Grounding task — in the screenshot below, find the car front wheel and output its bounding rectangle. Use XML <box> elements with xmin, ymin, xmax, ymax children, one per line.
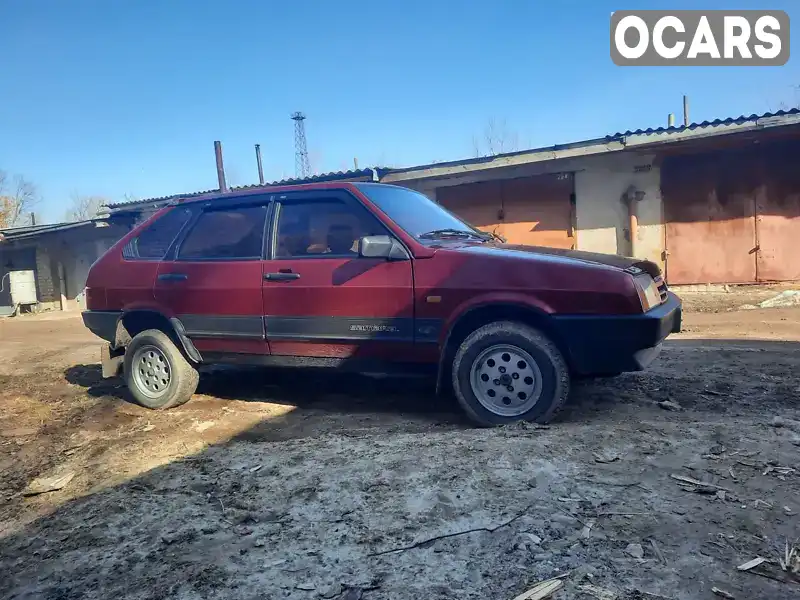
<box><xmin>452</xmin><ymin>321</ymin><xmax>569</xmax><ymax>426</ymax></box>
<box><xmin>124</xmin><ymin>329</ymin><xmax>199</xmax><ymax>410</ymax></box>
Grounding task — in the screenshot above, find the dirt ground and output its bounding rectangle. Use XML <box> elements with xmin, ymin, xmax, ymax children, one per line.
<box><xmin>1</xmin><ymin>293</ymin><xmax>799</xmax><ymax>600</ymax></box>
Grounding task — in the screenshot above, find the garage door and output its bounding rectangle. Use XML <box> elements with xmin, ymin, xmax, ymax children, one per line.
<box><xmin>662</xmin><ymin>151</ymin><xmax>759</xmax><ymax>284</ymax></box>
<box><xmin>437</xmin><ymin>180</ymin><xmax>503</xmax><ymax>237</ymax></box>
<box><xmin>663</xmin><ymin>139</ymin><xmax>800</xmax><ymax>285</ymax></box>
<box><xmin>756</xmin><ymin>140</ymin><xmax>800</xmax><ymax>282</ymax></box>
<box><xmin>437</xmin><ymin>174</ymin><xmax>575</xmax><ymax>248</ymax></box>
<box><xmin>501</xmin><ymin>174</ymin><xmax>574</xmax><ymax>248</ymax></box>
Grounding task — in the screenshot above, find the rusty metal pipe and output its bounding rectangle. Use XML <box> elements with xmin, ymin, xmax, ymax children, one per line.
<box><xmin>683</xmin><ymin>95</ymin><xmax>690</xmax><ymax>127</ymax></box>
<box><xmin>214</xmin><ymin>140</ymin><xmax>228</xmax><ymax>193</ymax></box>
<box><xmin>255</xmin><ymin>144</ymin><xmax>265</xmax><ymax>185</ymax></box>
<box><xmin>624</xmin><ymin>186</ymin><xmax>641</xmax><ymax>257</ymax></box>
<box><xmin>628</xmin><ymin>201</ymin><xmax>638</xmax><ymax>257</ymax></box>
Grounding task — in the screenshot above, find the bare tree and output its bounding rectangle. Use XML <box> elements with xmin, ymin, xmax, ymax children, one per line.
<box><xmin>0</xmin><ymin>170</ymin><xmax>38</xmax><ymax>228</ymax></box>
<box><xmin>65</xmin><ymin>193</ymin><xmax>106</xmax><ymax>222</ymax></box>
<box><xmin>472</xmin><ymin>118</ymin><xmax>521</xmax><ymax>158</ymax></box>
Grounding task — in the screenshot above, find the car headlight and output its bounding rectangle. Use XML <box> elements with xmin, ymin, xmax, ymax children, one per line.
<box><xmin>634</xmin><ymin>274</ymin><xmax>662</xmax><ymax>311</ymax></box>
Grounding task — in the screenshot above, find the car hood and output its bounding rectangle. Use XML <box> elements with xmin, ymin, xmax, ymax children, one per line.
<box><xmin>444</xmin><ymin>242</ymin><xmax>662</xmax><ymax>277</ymax></box>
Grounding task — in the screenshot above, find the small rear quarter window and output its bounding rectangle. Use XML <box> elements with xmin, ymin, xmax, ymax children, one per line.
<box><xmin>123</xmin><ymin>207</ymin><xmax>193</xmax><ymax>260</ymax></box>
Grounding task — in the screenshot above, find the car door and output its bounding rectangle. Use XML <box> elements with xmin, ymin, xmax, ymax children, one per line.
<box><xmin>261</xmin><ymin>189</ymin><xmax>416</xmax><ymax>362</ymax></box>
<box><xmin>154</xmin><ymin>198</ymin><xmax>270</xmax><ymax>357</ymax></box>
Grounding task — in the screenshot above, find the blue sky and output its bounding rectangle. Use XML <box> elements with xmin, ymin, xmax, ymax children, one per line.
<box><xmin>1</xmin><ymin>0</ymin><xmax>798</xmax><ymax>223</ymax></box>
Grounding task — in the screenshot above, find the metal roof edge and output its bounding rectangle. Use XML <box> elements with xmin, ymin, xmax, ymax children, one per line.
<box><xmin>0</xmin><ymin>219</ymin><xmax>106</xmax><ymax>243</ymax></box>
<box><xmin>623</xmin><ymin>111</ymin><xmax>800</xmax><ymax>147</ymax></box>
<box><xmin>382</xmin><ymin>109</ymin><xmax>800</xmax><ymax>183</ymax></box>
<box><xmin>382</xmin><ymin>138</ymin><xmax>625</xmax><ymax>183</ymax></box>
<box><xmin>106</xmin><ymin>167</ymin><xmax>391</xmax><ymax>211</ymax></box>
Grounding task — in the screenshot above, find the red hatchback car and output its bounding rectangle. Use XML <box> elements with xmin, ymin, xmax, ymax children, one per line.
<box><xmin>82</xmin><ymin>182</ymin><xmax>681</xmax><ymax>426</ymax></box>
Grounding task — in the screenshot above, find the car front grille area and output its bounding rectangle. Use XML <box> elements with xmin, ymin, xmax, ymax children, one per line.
<box><xmin>655</xmin><ymin>276</ymin><xmax>668</xmax><ymax>303</ymax></box>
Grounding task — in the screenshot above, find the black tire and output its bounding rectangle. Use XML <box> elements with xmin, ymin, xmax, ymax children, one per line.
<box><xmin>124</xmin><ymin>329</ymin><xmax>199</xmax><ymax>410</ymax></box>
<box><xmin>451</xmin><ymin>321</ymin><xmax>569</xmax><ymax>427</ymax></box>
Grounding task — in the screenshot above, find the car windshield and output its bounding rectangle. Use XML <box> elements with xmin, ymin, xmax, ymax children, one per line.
<box><xmin>354</xmin><ymin>182</ymin><xmax>491</xmax><ymax>241</ymax></box>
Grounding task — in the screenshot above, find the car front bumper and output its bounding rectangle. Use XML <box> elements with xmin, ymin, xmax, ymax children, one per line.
<box><xmin>553</xmin><ymin>292</ymin><xmax>682</xmax><ymax>375</ymax></box>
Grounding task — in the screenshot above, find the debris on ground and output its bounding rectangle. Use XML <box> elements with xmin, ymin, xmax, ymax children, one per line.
<box><xmin>22</xmin><ymin>471</ymin><xmax>75</xmax><ymax>496</ymax></box>
<box><xmin>593</xmin><ymin>450</ymin><xmax>621</xmax><ymax>463</ymax></box>
<box><xmin>758</xmin><ymin>290</ymin><xmax>800</xmax><ymax>309</ymax></box>
<box><xmin>511</xmin><ymin>577</ymin><xmax>563</xmax><ymax>600</ymax></box>
<box><xmin>581</xmin><ymin>518</ymin><xmax>596</xmax><ymax>540</ymax></box>
<box><xmin>657</xmin><ymin>400</ymin><xmax>682</xmax><ymax>411</ymax></box>
<box><xmin>0</xmin><ymin>427</ymin><xmax>38</xmax><ymax>438</ymax></box>
<box><xmin>779</xmin><ymin>541</ymin><xmax>799</xmax><ymax>574</ymax></box>
<box><xmin>711</xmin><ymin>588</ymin><xmax>735</xmax><ymax>599</ymax></box>
<box><xmin>516</xmin><ymin>532</ymin><xmax>543</xmax><ymax>549</ymax></box>
<box><xmin>577</xmin><ymin>583</ymin><xmax>617</xmax><ymax>599</ymax></box>
<box><xmin>770</xmin><ymin>416</ymin><xmax>800</xmax><ymax>432</ymax></box>
<box><xmin>649</xmin><ymin>539</ymin><xmax>666</xmax><ymax>564</ymax></box>
<box><xmin>624</xmin><ymin>543</ymin><xmax>645</xmax><ymax>559</ymax></box>
<box><xmin>737</xmin><ymin>557</ymin><xmax>766</xmax><ymax>571</ymax></box>
<box><xmin>670</xmin><ymin>474</ymin><xmax>729</xmax><ymax>493</ymax></box>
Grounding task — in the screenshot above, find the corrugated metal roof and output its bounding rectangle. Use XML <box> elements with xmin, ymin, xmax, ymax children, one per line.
<box><xmin>384</xmin><ymin>108</ymin><xmax>800</xmax><ymax>181</ymax></box>
<box><xmin>0</xmin><ymin>219</ymin><xmax>101</xmax><ymax>243</ymax></box>
<box><xmin>105</xmin><ymin>168</ymin><xmax>388</xmax><ymax>210</ymax></box>
<box><xmin>609</xmin><ymin>108</ymin><xmax>800</xmax><ymax>137</ymax></box>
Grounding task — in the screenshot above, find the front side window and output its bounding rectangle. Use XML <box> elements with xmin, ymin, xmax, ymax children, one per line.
<box><xmin>354</xmin><ymin>182</ymin><xmax>490</xmax><ymax>241</ymax></box>
<box><xmin>274</xmin><ymin>198</ymin><xmax>386</xmax><ymax>259</ymax></box>
<box><xmin>123</xmin><ymin>206</ymin><xmax>193</xmax><ymax>260</ymax></box>
<box><xmin>178</xmin><ymin>205</ymin><xmax>267</xmax><ymax>260</ymax></box>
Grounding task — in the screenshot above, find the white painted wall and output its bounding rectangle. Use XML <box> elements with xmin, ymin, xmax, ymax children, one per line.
<box><xmin>574</xmin><ymin>152</ymin><xmax>664</xmax><ymax>270</ymax></box>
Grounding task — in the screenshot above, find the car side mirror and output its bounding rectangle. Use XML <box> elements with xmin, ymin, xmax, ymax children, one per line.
<box><xmin>358</xmin><ymin>235</ymin><xmax>409</xmax><ymax>260</ymax></box>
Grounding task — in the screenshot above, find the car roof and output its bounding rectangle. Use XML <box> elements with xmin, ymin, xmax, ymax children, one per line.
<box><xmin>170</xmin><ymin>181</ymin><xmax>363</xmax><ymax>206</ymax></box>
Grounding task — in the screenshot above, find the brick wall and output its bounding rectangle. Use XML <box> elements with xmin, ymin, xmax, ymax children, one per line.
<box><xmin>35</xmin><ymin>246</ymin><xmax>57</xmax><ymax>304</ymax></box>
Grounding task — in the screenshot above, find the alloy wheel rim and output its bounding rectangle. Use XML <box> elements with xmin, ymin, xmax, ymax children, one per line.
<box><xmin>469</xmin><ymin>344</ymin><xmax>542</xmax><ymax>417</ymax></box>
<box><xmin>131</xmin><ymin>345</ymin><xmax>172</xmax><ymax>399</ymax></box>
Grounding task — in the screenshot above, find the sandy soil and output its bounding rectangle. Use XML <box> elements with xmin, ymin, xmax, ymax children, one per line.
<box><xmin>0</xmin><ymin>296</ymin><xmax>799</xmax><ymax>600</ymax></box>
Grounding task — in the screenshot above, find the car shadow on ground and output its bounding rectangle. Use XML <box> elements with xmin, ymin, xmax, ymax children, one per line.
<box><xmin>62</xmin><ymin>337</ymin><xmax>800</xmax><ymax>436</ymax></box>
<box><xmin>62</xmin><ymin>362</ymin><xmax>641</xmax><ymax>441</ymax></box>
<box><xmin>64</xmin><ymin>363</ymin><xmax>467</xmax><ymax>426</ymax></box>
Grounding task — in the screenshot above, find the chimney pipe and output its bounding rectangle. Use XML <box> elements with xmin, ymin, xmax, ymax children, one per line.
<box><xmin>255</xmin><ymin>144</ymin><xmax>265</xmax><ymax>185</ymax></box>
<box><xmin>683</xmin><ymin>95</ymin><xmax>690</xmax><ymax>127</ymax></box>
<box><xmin>668</xmin><ymin>113</ymin><xmax>675</xmax><ymax>128</ymax></box>
<box><xmin>214</xmin><ymin>140</ymin><xmax>228</xmax><ymax>193</ymax></box>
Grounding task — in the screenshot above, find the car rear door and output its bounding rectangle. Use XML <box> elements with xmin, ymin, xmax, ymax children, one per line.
<box><xmin>154</xmin><ymin>197</ymin><xmax>270</xmax><ymax>357</ymax></box>
<box><xmin>260</xmin><ymin>189</ymin><xmax>416</xmax><ymax>362</ymax></box>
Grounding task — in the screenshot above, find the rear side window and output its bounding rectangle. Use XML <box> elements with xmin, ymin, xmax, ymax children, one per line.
<box><xmin>123</xmin><ymin>207</ymin><xmax>193</xmax><ymax>260</ymax></box>
<box><xmin>178</xmin><ymin>205</ymin><xmax>267</xmax><ymax>260</ymax></box>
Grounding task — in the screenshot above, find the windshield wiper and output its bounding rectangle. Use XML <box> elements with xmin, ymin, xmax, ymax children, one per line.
<box><xmin>418</xmin><ymin>228</ymin><xmax>487</xmax><ymax>240</ymax></box>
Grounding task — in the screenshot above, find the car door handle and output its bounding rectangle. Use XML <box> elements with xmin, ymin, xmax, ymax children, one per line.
<box><xmin>158</xmin><ymin>273</ymin><xmax>188</xmax><ymax>281</ymax></box>
<box><xmin>264</xmin><ymin>272</ymin><xmax>300</xmax><ymax>281</ymax></box>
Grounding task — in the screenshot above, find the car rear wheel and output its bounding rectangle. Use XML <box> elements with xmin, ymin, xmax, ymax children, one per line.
<box><xmin>452</xmin><ymin>321</ymin><xmax>569</xmax><ymax>426</ymax></box>
<box><xmin>124</xmin><ymin>329</ymin><xmax>199</xmax><ymax>410</ymax></box>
